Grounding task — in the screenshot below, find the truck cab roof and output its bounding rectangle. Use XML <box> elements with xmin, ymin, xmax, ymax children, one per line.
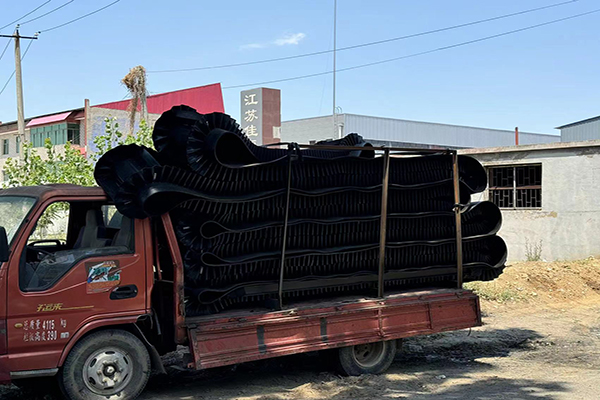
<box><xmin>0</xmin><ymin>184</ymin><xmax>107</xmax><ymax>202</ymax></box>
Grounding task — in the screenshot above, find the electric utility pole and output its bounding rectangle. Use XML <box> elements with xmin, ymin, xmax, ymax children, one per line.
<box><xmin>1</xmin><ymin>27</ymin><xmax>39</xmax><ymax>148</ymax></box>
<box><xmin>333</xmin><ymin>0</ymin><xmax>338</xmax><ymax>138</ymax></box>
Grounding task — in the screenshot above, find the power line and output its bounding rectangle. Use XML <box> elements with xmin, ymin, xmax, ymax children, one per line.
<box><xmin>40</xmin><ymin>0</ymin><xmax>120</xmax><ymax>33</ymax></box>
<box><xmin>0</xmin><ymin>39</ymin><xmax>11</xmax><ymax>63</ymax></box>
<box><xmin>0</xmin><ymin>1</ymin><xmax>51</xmax><ymax>31</ymax></box>
<box><xmin>0</xmin><ymin>40</ymin><xmax>35</xmax><ymax>96</ymax></box>
<box><xmin>222</xmin><ymin>7</ymin><xmax>600</xmax><ymax>90</ymax></box>
<box><xmin>20</xmin><ymin>1</ymin><xmax>76</xmax><ymax>26</ymax></box>
<box><xmin>149</xmin><ymin>0</ymin><xmax>579</xmax><ymax>74</ymax></box>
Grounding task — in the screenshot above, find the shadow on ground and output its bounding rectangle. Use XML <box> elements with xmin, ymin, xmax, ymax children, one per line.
<box><xmin>138</xmin><ymin>327</ymin><xmax>562</xmax><ymax>400</ymax></box>
<box><xmin>0</xmin><ymin>327</ymin><xmax>568</xmax><ymax>400</ymax></box>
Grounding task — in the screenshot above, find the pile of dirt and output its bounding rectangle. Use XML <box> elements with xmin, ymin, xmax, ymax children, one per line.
<box><xmin>254</xmin><ymin>375</ymin><xmax>398</xmax><ymax>400</ymax></box>
<box><xmin>464</xmin><ymin>257</ymin><xmax>600</xmax><ymax>305</ymax></box>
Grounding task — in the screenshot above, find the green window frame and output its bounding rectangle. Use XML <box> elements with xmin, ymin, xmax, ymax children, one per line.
<box><xmin>67</xmin><ymin>123</ymin><xmax>80</xmax><ymax>145</ymax></box>
<box><xmin>2</xmin><ymin>139</ymin><xmax>8</xmax><ymax>155</ymax></box>
<box><xmin>30</xmin><ymin>123</ymin><xmax>68</xmax><ymax>147</ymax></box>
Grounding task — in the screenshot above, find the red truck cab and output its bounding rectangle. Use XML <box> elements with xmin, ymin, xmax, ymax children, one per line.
<box><xmin>0</xmin><ymin>185</ymin><xmax>155</xmax><ymax>383</ymax></box>
<box><xmin>0</xmin><ymin>184</ymin><xmax>482</xmax><ymax>400</ymax></box>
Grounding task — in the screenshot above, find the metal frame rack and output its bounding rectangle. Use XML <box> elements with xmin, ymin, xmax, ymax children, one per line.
<box><xmin>269</xmin><ymin>143</ymin><xmax>464</xmax><ymax>309</ymax></box>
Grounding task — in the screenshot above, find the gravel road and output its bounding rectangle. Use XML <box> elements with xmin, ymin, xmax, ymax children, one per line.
<box><xmin>3</xmin><ymin>259</ymin><xmax>600</xmax><ymax>399</ymax></box>
<box><xmin>137</xmin><ymin>301</ymin><xmax>600</xmax><ymax>400</ymax></box>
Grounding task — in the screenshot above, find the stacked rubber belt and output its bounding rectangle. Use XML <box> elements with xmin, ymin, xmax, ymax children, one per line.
<box><xmin>95</xmin><ymin>105</ymin><xmax>507</xmax><ymax>315</ymax></box>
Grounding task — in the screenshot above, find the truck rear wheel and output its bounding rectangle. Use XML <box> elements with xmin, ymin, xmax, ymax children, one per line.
<box><xmin>338</xmin><ymin>339</ymin><xmax>397</xmax><ymax>376</ymax></box>
<box><xmin>60</xmin><ymin>329</ymin><xmax>150</xmax><ymax>400</ymax></box>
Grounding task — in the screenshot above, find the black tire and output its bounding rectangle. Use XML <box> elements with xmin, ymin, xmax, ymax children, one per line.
<box><xmin>338</xmin><ymin>339</ymin><xmax>397</xmax><ymax>376</ymax></box>
<box><xmin>59</xmin><ymin>329</ymin><xmax>151</xmax><ymax>400</ymax></box>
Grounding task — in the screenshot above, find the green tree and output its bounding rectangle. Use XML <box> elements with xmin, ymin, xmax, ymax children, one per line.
<box><xmin>2</xmin><ymin>118</ymin><xmax>154</xmax><ymax>231</ymax></box>
<box><xmin>3</xmin><ymin>139</ymin><xmax>95</xmax><ymax>187</ymax></box>
<box><xmin>3</xmin><ymin>140</ymin><xmax>95</xmax><ymax>232</ymax></box>
<box><xmin>3</xmin><ymin>116</ymin><xmax>154</xmax><ymax>188</ymax></box>
<box><xmin>91</xmin><ymin>117</ymin><xmax>153</xmax><ymax>162</ymax></box>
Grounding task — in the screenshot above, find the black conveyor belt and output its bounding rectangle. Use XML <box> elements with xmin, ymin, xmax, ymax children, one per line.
<box><xmin>94</xmin><ymin>105</ymin><xmax>506</xmax><ymax>315</ymax></box>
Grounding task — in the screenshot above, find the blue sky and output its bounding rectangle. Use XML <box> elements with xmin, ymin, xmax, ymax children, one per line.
<box><xmin>0</xmin><ymin>0</ymin><xmax>598</xmax><ymax>134</ymax></box>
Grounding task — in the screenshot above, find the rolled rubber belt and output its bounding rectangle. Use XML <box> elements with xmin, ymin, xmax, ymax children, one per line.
<box><xmin>94</xmin><ymin>105</ymin><xmax>506</xmax><ymax>315</ymax></box>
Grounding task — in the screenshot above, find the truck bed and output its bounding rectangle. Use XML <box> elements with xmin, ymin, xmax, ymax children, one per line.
<box><xmin>185</xmin><ymin>288</ymin><xmax>481</xmax><ymax>370</ymax></box>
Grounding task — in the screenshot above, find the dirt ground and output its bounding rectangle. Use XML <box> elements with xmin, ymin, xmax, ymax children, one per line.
<box><xmin>3</xmin><ymin>259</ymin><xmax>600</xmax><ymax>399</ymax></box>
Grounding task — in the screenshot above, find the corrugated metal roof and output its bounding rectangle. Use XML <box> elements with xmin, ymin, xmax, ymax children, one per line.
<box><xmin>343</xmin><ymin>114</ymin><xmax>558</xmax><ymax>148</ymax></box>
<box><xmin>94</xmin><ymin>83</ymin><xmax>225</xmax><ymax>114</ymax></box>
<box><xmin>559</xmin><ymin>119</ymin><xmax>600</xmax><ymax>142</ymax></box>
<box><xmin>280</xmin><ymin>113</ymin><xmax>559</xmax><ymax>149</ymax></box>
<box><xmin>0</xmin><ymin>107</ymin><xmax>84</xmax><ymax>129</ymax></box>
<box><xmin>556</xmin><ymin>115</ymin><xmax>600</xmax><ymax>129</ymax></box>
<box><xmin>26</xmin><ymin>111</ymin><xmax>72</xmax><ymax>127</ymax></box>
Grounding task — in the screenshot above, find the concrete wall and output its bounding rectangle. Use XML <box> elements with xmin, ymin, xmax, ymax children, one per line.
<box><xmin>0</xmin><ymin>107</ymin><xmax>160</xmax><ymax>181</ymax></box>
<box><xmin>0</xmin><ymin>123</ymin><xmax>83</xmax><ymax>180</ymax></box>
<box><xmin>86</xmin><ymin>107</ymin><xmax>161</xmax><ymax>152</ymax></box>
<box><xmin>280</xmin><ymin>115</ymin><xmax>338</xmax><ymax>144</ymax></box>
<box><xmin>0</xmin><ymin>131</ymin><xmax>75</xmax><ymax>182</ymax></box>
<box><xmin>0</xmin><ymin>127</ymin><xmax>29</xmax><ymax>174</ymax></box>
<box><xmin>462</xmin><ymin>144</ymin><xmax>600</xmax><ymax>262</ymax></box>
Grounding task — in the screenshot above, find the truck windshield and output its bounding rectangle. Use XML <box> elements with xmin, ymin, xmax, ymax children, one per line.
<box><xmin>0</xmin><ymin>196</ymin><xmax>37</xmax><ymax>244</ymax></box>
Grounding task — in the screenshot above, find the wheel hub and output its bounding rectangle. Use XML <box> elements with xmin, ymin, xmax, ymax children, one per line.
<box><xmin>83</xmin><ymin>348</ymin><xmax>132</xmax><ymax>395</ymax></box>
<box><xmin>352</xmin><ymin>341</ymin><xmax>386</xmax><ymax>368</ymax></box>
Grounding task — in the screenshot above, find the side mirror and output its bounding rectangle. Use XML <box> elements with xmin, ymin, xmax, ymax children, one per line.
<box><xmin>0</xmin><ymin>227</ymin><xmax>9</xmax><ymax>262</ymax></box>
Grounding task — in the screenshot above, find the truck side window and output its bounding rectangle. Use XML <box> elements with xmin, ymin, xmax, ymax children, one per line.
<box><xmin>29</xmin><ymin>202</ymin><xmax>69</xmax><ymax>245</ymax></box>
<box><xmin>20</xmin><ymin>201</ymin><xmax>135</xmax><ymax>292</ymax></box>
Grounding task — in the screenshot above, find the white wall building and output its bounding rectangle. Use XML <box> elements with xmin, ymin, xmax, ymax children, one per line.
<box><xmin>460</xmin><ymin>141</ymin><xmax>600</xmax><ymax>262</ymax></box>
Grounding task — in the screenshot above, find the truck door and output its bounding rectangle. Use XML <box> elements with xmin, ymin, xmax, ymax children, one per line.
<box><xmin>5</xmin><ymin>198</ymin><xmax>149</xmax><ymax>371</ymax></box>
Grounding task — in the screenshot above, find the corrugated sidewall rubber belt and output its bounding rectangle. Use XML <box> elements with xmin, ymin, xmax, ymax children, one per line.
<box><xmin>94</xmin><ymin>105</ymin><xmax>506</xmax><ymax>315</ymax></box>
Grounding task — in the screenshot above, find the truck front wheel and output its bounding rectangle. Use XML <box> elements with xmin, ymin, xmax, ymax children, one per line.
<box><xmin>60</xmin><ymin>329</ymin><xmax>151</xmax><ymax>400</ymax></box>
<box><xmin>338</xmin><ymin>339</ymin><xmax>397</xmax><ymax>376</ymax></box>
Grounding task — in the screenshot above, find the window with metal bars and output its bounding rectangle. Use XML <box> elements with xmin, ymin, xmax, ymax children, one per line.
<box><xmin>488</xmin><ymin>164</ymin><xmax>542</xmax><ymax>208</ymax></box>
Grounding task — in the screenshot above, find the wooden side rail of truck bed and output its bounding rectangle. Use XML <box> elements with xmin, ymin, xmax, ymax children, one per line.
<box><xmin>186</xmin><ymin>288</ymin><xmax>481</xmax><ymax>370</ymax></box>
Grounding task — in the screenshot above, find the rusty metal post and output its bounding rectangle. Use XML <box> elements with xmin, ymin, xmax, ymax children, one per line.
<box><xmin>152</xmin><ymin>222</ymin><xmax>163</xmax><ymax>281</ymax></box>
<box><xmin>278</xmin><ymin>150</ymin><xmax>294</xmax><ymax>308</ymax></box>
<box><xmin>161</xmin><ymin>213</ymin><xmax>187</xmax><ymax>344</ymax></box>
<box><xmin>377</xmin><ymin>149</ymin><xmax>391</xmax><ymax>298</ymax></box>
<box><xmin>452</xmin><ymin>151</ymin><xmax>464</xmax><ymax>288</ymax></box>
